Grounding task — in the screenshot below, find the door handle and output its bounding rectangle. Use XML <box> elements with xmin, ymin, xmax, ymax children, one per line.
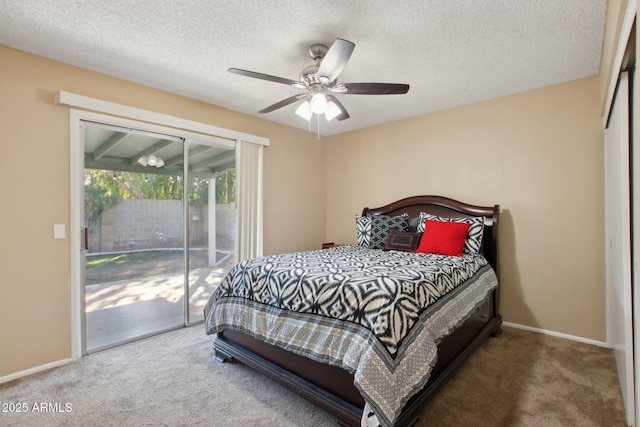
<box><xmin>81</xmin><ymin>227</ymin><xmax>89</xmax><ymax>251</ymax></box>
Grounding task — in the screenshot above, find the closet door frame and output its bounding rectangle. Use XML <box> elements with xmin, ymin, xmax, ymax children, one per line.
<box><xmin>606</xmin><ymin>71</ymin><xmax>635</xmax><ymax>427</ymax></box>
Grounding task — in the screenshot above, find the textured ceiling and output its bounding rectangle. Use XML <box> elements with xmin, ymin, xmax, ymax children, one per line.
<box><xmin>0</xmin><ymin>1</ymin><xmax>607</xmax><ymax>136</ymax></box>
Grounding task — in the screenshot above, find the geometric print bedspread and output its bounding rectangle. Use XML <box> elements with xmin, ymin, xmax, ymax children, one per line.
<box><xmin>206</xmin><ymin>245</ymin><xmax>491</xmax><ymax>357</ymax></box>
<box><xmin>204</xmin><ymin>245</ymin><xmax>498</xmax><ymax>426</ymax></box>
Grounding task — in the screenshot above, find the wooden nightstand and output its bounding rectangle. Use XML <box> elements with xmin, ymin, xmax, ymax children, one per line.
<box><xmin>321</xmin><ymin>242</ymin><xmax>342</xmax><ymax>249</ymax></box>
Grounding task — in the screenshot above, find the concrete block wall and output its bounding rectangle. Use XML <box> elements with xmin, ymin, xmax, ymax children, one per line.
<box><xmin>91</xmin><ymin>200</ymin><xmax>235</xmax><ymax>253</ymax></box>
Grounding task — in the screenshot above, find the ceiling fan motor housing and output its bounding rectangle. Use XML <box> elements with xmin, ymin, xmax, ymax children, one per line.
<box><xmin>300</xmin><ymin>64</ymin><xmax>321</xmax><ymax>84</ymax></box>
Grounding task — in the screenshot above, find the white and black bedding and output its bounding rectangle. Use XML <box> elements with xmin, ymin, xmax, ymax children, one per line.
<box><xmin>204</xmin><ymin>244</ymin><xmax>498</xmax><ymax>426</ymax></box>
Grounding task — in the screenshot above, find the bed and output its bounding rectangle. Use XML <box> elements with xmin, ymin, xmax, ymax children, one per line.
<box><xmin>204</xmin><ymin>195</ymin><xmax>502</xmax><ymax>426</ymax></box>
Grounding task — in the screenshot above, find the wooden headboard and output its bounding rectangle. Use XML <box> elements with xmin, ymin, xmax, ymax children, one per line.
<box><xmin>362</xmin><ymin>195</ymin><xmax>500</xmax><ymax>274</ymax></box>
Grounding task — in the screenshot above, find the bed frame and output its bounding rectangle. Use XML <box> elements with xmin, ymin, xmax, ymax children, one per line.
<box><xmin>213</xmin><ymin>195</ymin><xmax>502</xmax><ymax>426</ymax></box>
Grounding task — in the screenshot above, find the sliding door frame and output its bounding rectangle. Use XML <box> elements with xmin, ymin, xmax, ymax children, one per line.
<box><xmin>66</xmin><ymin>96</ymin><xmax>268</xmax><ymax>359</ymax></box>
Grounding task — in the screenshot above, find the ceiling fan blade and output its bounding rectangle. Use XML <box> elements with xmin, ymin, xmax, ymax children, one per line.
<box><xmin>342</xmin><ymin>83</ymin><xmax>410</xmax><ymax>95</ymax></box>
<box><xmin>317</xmin><ymin>39</ymin><xmax>355</xmax><ymax>83</ymax></box>
<box><xmin>258</xmin><ymin>94</ymin><xmax>306</xmax><ymax>113</ymax></box>
<box><xmin>228</xmin><ymin>68</ymin><xmax>300</xmax><ymax>86</ymax></box>
<box><xmin>326</xmin><ymin>95</ymin><xmax>350</xmax><ymax>121</ymax></box>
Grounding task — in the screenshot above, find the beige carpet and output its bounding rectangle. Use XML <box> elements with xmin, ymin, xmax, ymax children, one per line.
<box><xmin>0</xmin><ymin>326</ymin><xmax>626</xmax><ymax>426</ymax></box>
<box><xmin>416</xmin><ymin>328</ymin><xmax>626</xmax><ymax>427</ymax></box>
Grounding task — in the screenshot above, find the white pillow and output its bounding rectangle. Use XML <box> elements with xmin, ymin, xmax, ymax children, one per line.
<box><xmin>355</xmin><ymin>216</ymin><xmax>371</xmax><ymax>247</ymax></box>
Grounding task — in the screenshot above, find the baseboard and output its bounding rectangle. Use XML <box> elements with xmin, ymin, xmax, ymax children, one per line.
<box><xmin>0</xmin><ymin>358</ymin><xmax>74</xmax><ymax>385</ymax></box>
<box><xmin>502</xmin><ymin>322</ymin><xmax>609</xmax><ymax>348</ymax></box>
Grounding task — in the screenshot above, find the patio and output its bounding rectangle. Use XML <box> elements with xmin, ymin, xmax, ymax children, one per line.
<box><xmin>84</xmin><ymin>253</ymin><xmax>235</xmax><ymax>352</ymax></box>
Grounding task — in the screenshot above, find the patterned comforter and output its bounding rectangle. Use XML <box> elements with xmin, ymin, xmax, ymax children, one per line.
<box><xmin>204</xmin><ymin>245</ymin><xmax>498</xmax><ymax>426</ymax></box>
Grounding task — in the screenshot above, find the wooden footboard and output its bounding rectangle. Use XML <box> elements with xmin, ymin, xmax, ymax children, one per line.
<box><xmin>215</xmin><ymin>292</ymin><xmax>502</xmax><ymax>426</ymax></box>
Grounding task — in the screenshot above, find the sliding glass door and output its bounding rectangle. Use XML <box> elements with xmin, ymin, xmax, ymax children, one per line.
<box><xmin>186</xmin><ymin>140</ymin><xmax>237</xmax><ymax>322</ymax></box>
<box><xmin>81</xmin><ymin>122</ymin><xmax>235</xmax><ymax>353</ymax></box>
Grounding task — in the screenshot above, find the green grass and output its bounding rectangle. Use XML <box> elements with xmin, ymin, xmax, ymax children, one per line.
<box><xmin>85</xmin><ymin>250</ymin><xmax>224</xmax><ymax>285</ymax></box>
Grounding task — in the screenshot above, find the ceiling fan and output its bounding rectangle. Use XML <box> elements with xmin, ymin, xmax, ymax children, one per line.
<box><xmin>228</xmin><ymin>38</ymin><xmax>410</xmax><ymax>122</ymax></box>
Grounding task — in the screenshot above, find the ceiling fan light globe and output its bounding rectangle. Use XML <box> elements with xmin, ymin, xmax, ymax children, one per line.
<box><xmin>155</xmin><ymin>158</ymin><xmax>165</xmax><ymax>168</ymax></box>
<box><xmin>310</xmin><ymin>93</ymin><xmax>328</xmax><ymax>114</ymax></box>
<box><xmin>147</xmin><ymin>155</ymin><xmax>158</xmax><ymax>167</ymax></box>
<box><xmin>325</xmin><ymin>101</ymin><xmax>341</xmax><ymax>121</ymax></box>
<box><xmin>295</xmin><ymin>101</ymin><xmax>312</xmax><ymax>121</ymax></box>
<box><xmin>137</xmin><ymin>156</ymin><xmax>148</xmax><ymax>167</ymax></box>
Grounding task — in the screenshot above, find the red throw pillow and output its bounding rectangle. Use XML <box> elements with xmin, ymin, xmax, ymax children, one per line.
<box><xmin>416</xmin><ymin>219</ymin><xmax>470</xmax><ymax>257</ymax></box>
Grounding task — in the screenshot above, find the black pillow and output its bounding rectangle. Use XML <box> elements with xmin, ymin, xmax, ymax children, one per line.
<box><xmin>369</xmin><ymin>214</ymin><xmax>409</xmax><ymax>249</ymax></box>
<box><xmin>384</xmin><ymin>228</ymin><xmax>421</xmax><ymax>252</ymax></box>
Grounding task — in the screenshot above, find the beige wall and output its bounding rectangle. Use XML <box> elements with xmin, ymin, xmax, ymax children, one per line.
<box><xmin>0</xmin><ymin>45</ymin><xmax>325</xmax><ymax>377</ymax></box>
<box><xmin>325</xmin><ymin>76</ymin><xmax>605</xmax><ymax>341</ymax></box>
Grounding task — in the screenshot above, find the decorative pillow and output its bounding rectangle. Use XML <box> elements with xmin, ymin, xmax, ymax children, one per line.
<box><xmin>355</xmin><ymin>216</ymin><xmax>372</xmax><ymax>247</ymax></box>
<box><xmin>369</xmin><ymin>214</ymin><xmax>409</xmax><ymax>250</ymax></box>
<box><xmin>417</xmin><ymin>212</ymin><xmax>485</xmax><ymax>254</ymax></box>
<box><xmin>416</xmin><ymin>219</ymin><xmax>470</xmax><ymax>257</ymax></box>
<box><xmin>384</xmin><ymin>229</ymin><xmax>421</xmax><ymax>252</ymax></box>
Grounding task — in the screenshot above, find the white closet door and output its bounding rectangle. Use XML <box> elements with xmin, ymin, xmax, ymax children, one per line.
<box><xmin>605</xmin><ymin>71</ymin><xmax>634</xmax><ymax>426</ymax></box>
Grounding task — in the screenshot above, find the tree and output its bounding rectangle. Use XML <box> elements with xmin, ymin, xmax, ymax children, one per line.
<box><xmin>84</xmin><ymin>167</ymin><xmax>236</xmax><ymax>224</ymax></box>
<box><xmin>84</xmin><ymin>170</ymin><xmax>121</xmax><ymax>228</ymax></box>
<box><xmin>216</xmin><ymin>169</ymin><xmax>236</xmax><ymax>204</ymax></box>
